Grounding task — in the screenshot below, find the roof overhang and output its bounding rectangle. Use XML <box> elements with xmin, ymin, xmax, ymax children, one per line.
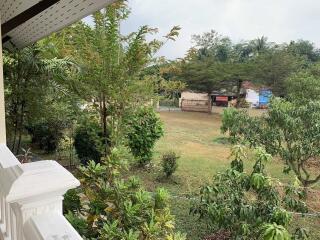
<box><xmin>1</xmin><ymin>0</ymin><xmax>115</xmax><ymax>49</ymax></box>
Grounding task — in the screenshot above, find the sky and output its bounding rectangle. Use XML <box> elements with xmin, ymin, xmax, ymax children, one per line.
<box><xmin>87</xmin><ymin>0</ymin><xmax>320</xmax><ymax>60</ymax></box>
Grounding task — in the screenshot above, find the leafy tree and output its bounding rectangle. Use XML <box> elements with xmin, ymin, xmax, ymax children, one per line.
<box><xmin>179</xmin><ymin>58</ymin><xmax>252</xmax><ymax>109</ymax></box>
<box><xmin>287</xmin><ymin>40</ymin><xmax>320</xmax><ymax>63</ymax></box>
<box><xmin>232</xmin><ymin>42</ymin><xmax>254</xmax><ymax>62</ymax></box>
<box><xmin>191</xmin><ymin>145</ymin><xmax>307</xmax><ymax>239</ymax></box>
<box><xmin>192</xmin><ymin>30</ymin><xmax>232</xmax><ymax>62</ymax></box>
<box><xmin>46</xmin><ymin>1</ymin><xmax>179</xmax><ymax>154</ymax></box>
<box><xmin>249</xmin><ymin>36</ymin><xmax>271</xmax><ymax>55</ymax></box>
<box><xmin>285</xmin><ymin>63</ymin><xmax>320</xmax><ymax>102</ymax></box>
<box><xmin>179</xmin><ymin>30</ymin><xmax>258</xmax><ymax>109</ymax></box>
<box><xmin>251</xmin><ymin>50</ymin><xmax>303</xmax><ymax>96</ymax></box>
<box><xmin>126</xmin><ymin>107</ymin><xmax>164</xmax><ymax>166</ymax></box>
<box><xmin>179</xmin><ymin>58</ymin><xmax>224</xmax><ymax>94</ymax></box>
<box><xmin>221</xmin><ymin>98</ymin><xmax>320</xmax><ymax>186</ymax></box>
<box><xmin>3</xmin><ymin>45</ymin><xmax>76</xmax><ymax>154</ymax></box>
<box><xmin>159</xmin><ymin>79</ymin><xmax>186</xmax><ymax>107</ymax></box>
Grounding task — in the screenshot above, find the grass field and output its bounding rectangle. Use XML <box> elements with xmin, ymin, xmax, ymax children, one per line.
<box><xmin>133</xmin><ymin>108</ymin><xmax>320</xmax><ymax>240</ymax></box>
<box><xmin>136</xmin><ymin>109</ymin><xmax>293</xmax><ymax>194</ymax></box>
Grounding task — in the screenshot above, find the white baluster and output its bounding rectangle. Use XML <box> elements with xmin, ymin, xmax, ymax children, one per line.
<box><xmin>0</xmin><ymin>144</ymin><xmax>82</xmax><ymax>239</ymax></box>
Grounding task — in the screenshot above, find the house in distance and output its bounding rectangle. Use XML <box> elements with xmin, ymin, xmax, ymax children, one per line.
<box><xmin>179</xmin><ymin>81</ymin><xmax>272</xmax><ymax>113</ymax></box>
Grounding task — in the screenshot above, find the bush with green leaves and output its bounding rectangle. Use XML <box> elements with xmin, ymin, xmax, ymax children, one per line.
<box><xmin>74</xmin><ymin>116</ymin><xmax>104</xmax><ymax>165</ymax></box>
<box><xmin>26</xmin><ymin>117</ymin><xmax>69</xmax><ymax>153</ymax></box>
<box><xmin>63</xmin><ymin>189</ymin><xmax>81</xmax><ymax>214</ymax></box>
<box><xmin>191</xmin><ymin>145</ymin><xmax>308</xmax><ymax>240</ymax></box>
<box><xmin>126</xmin><ymin>107</ymin><xmax>164</xmax><ymax>166</ymax></box>
<box><xmin>221</xmin><ymin>98</ymin><xmax>320</xmax><ymax>187</ymax></box>
<box><xmin>65</xmin><ymin>146</ymin><xmax>185</xmax><ymax>240</ymax></box>
<box><xmin>161</xmin><ymin>151</ymin><xmax>179</xmax><ymax>178</ymax></box>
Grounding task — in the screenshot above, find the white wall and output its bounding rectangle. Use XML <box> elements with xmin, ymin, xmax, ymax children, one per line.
<box><xmin>0</xmin><ymin>16</ymin><xmax>6</xmax><ymax>144</ymax></box>
<box><xmin>246</xmin><ymin>89</ymin><xmax>259</xmax><ymax>108</ymax></box>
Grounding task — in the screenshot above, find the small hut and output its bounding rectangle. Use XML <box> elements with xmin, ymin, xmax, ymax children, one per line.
<box><xmin>180</xmin><ymin>91</ymin><xmax>211</xmax><ymax>113</ymax></box>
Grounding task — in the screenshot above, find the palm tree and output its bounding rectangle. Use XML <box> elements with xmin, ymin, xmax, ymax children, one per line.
<box><xmin>250</xmin><ymin>36</ymin><xmax>269</xmax><ymax>55</ymax></box>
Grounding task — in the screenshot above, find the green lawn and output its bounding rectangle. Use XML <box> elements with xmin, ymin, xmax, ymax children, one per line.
<box><xmin>133</xmin><ymin>109</ymin><xmax>320</xmax><ymax>240</ymax></box>
<box><xmin>137</xmin><ymin>109</ymin><xmax>294</xmax><ymax>194</ymax></box>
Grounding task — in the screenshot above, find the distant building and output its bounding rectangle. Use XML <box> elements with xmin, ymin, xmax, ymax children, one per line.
<box><xmin>246</xmin><ymin>89</ymin><xmax>260</xmax><ymax>108</ymax></box>
<box><xmin>211</xmin><ymin>90</ymin><xmax>241</xmax><ymax>107</ymax></box>
<box><xmin>179</xmin><ymin>91</ymin><xmax>211</xmax><ymax>113</ymax></box>
<box><xmin>242</xmin><ymin>81</ymin><xmax>260</xmax><ymax>108</ymax></box>
<box><xmin>179</xmin><ymin>82</ymin><xmax>272</xmax><ymax>112</ymax></box>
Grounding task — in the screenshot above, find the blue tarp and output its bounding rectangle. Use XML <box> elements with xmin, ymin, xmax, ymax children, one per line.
<box><xmin>259</xmin><ymin>89</ymin><xmax>272</xmax><ymax>106</ymax></box>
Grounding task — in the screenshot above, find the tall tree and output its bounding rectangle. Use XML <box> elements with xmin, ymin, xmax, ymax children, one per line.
<box><xmin>249</xmin><ymin>36</ymin><xmax>271</xmax><ymax>55</ymax></box>
<box><xmin>192</xmin><ymin>30</ymin><xmax>232</xmax><ymax>62</ymax></box>
<box><xmin>46</xmin><ymin>1</ymin><xmax>180</xmax><ymax>152</ymax></box>
<box><xmin>287</xmin><ymin>40</ymin><xmax>320</xmax><ymax>63</ymax></box>
<box><xmin>251</xmin><ymin>49</ymin><xmax>304</xmax><ymax>96</ymax></box>
<box><xmin>3</xmin><ymin>45</ymin><xmax>75</xmax><ymax>154</ymax></box>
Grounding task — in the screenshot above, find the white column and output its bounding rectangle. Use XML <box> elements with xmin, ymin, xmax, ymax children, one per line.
<box><xmin>0</xmin><ymin>15</ymin><xmax>6</xmax><ymax>144</ymax></box>
<box><xmin>0</xmin><ymin>160</ymin><xmax>81</xmax><ymax>239</ymax></box>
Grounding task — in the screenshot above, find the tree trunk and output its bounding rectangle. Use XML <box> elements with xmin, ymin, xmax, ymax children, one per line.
<box><xmin>208</xmin><ymin>94</ymin><xmax>212</xmax><ymax>114</ymax></box>
<box><xmin>11</xmin><ymin>100</ymin><xmax>20</xmax><ymax>153</ymax></box>
<box><xmin>235</xmin><ymin>79</ymin><xmax>243</xmax><ymax>108</ymax></box>
<box><xmin>11</xmin><ymin>113</ymin><xmax>18</xmax><ymax>153</ymax></box>
<box><xmin>16</xmin><ymin>103</ymin><xmax>25</xmax><ymax>155</ymax></box>
<box><xmin>101</xmin><ymin>94</ymin><xmax>108</xmax><ymax>157</ymax></box>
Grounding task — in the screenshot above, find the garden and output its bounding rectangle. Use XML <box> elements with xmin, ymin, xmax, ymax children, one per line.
<box><xmin>3</xmin><ymin>0</ymin><xmax>320</xmax><ymax>239</ymax></box>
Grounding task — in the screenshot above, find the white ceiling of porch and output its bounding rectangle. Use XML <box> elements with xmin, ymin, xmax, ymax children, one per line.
<box><xmin>0</xmin><ymin>0</ymin><xmax>114</xmax><ymax>49</ymax></box>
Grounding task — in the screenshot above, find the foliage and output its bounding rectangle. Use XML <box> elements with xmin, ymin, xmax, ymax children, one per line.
<box><xmin>285</xmin><ymin>63</ymin><xmax>320</xmax><ymax>103</ymax></box>
<box><xmin>192</xmin><ymin>30</ymin><xmax>233</xmax><ymax>62</ymax></box>
<box><xmin>251</xmin><ymin>50</ymin><xmax>304</xmax><ymax>96</ymax></box>
<box><xmin>178</xmin><ymin>30</ymin><xmax>258</xmax><ymax>108</ymax></box>
<box><xmin>67</xmin><ymin>146</ymin><xmax>185</xmax><ymax>240</ymax></box>
<box><xmin>46</xmin><ymin>1</ymin><xmax>180</xmax><ymax>152</ymax></box>
<box><xmin>63</xmin><ymin>189</ymin><xmax>81</xmax><ymax>214</ymax></box>
<box><xmin>221</xmin><ymin>98</ymin><xmax>320</xmax><ymax>186</ymax></box>
<box><xmin>3</xmin><ymin>45</ymin><xmax>77</xmax><ymax>154</ymax></box>
<box><xmin>191</xmin><ymin>145</ymin><xmax>308</xmax><ymax>240</ymax></box>
<box><xmin>126</xmin><ymin>107</ymin><xmax>164</xmax><ymax>166</ymax></box>
<box><xmin>262</xmin><ymin>223</ymin><xmax>291</xmax><ymax>240</ymax></box>
<box><xmin>220</xmin><ymin>107</ymin><xmax>261</xmax><ymax>145</ymax></box>
<box><xmin>287</xmin><ymin>40</ymin><xmax>320</xmax><ymax>63</ymax></box>
<box><xmin>169</xmin><ymin>30</ymin><xmax>316</xmax><ymax>104</ymax></box>
<box><xmin>161</xmin><ymin>151</ymin><xmax>179</xmax><ymax>178</ymax></box>
<box><xmin>159</xmin><ymin>79</ymin><xmax>186</xmax><ymax>107</ymax></box>
<box><xmin>26</xmin><ymin>117</ymin><xmax>69</xmax><ymax>153</ymax></box>
<box><xmin>74</xmin><ymin>116</ymin><xmax>104</xmax><ymax>165</ymax></box>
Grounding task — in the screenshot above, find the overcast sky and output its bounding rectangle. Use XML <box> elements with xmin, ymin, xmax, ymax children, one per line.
<box><xmin>89</xmin><ymin>0</ymin><xmax>320</xmax><ymax>60</ymax></box>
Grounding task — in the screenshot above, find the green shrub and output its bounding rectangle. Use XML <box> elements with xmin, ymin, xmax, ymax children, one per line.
<box><xmin>66</xmin><ymin>146</ymin><xmax>185</xmax><ymax>239</ymax></box>
<box><xmin>74</xmin><ymin>117</ymin><xmax>104</xmax><ymax>165</ymax></box>
<box><xmin>126</xmin><ymin>107</ymin><xmax>164</xmax><ymax>166</ymax></box>
<box><xmin>161</xmin><ymin>151</ymin><xmax>179</xmax><ymax>178</ymax></box>
<box><xmin>191</xmin><ymin>145</ymin><xmax>308</xmax><ymax>240</ymax></box>
<box><xmin>26</xmin><ymin>118</ymin><xmax>68</xmax><ymax>153</ymax></box>
<box><xmin>63</xmin><ymin>189</ymin><xmax>81</xmax><ymax>214</ymax></box>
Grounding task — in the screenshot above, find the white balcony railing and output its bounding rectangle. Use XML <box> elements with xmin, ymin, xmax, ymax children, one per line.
<box><xmin>0</xmin><ymin>143</ymin><xmax>82</xmax><ymax>240</ymax></box>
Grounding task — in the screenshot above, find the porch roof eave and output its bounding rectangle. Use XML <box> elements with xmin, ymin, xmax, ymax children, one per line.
<box><xmin>1</xmin><ymin>0</ymin><xmax>115</xmax><ymax>49</ymax></box>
